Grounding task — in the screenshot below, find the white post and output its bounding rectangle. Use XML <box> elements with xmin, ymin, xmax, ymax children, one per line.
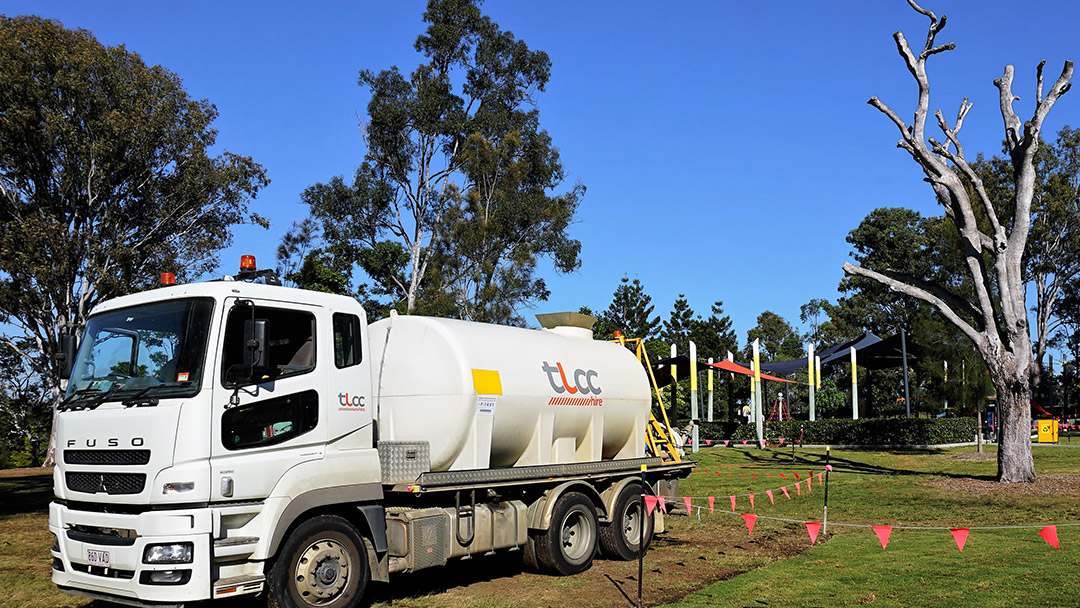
<box><xmin>944</xmin><ymin>360</ymin><xmax>949</xmax><ymax>411</ymax></box>
<box><xmin>753</xmin><ymin>339</ymin><xmax>763</xmax><ymax>446</ymax></box>
<box><xmin>808</xmin><ymin>344</ymin><xmax>816</xmax><ymax>421</ymax></box>
<box><xmin>850</xmin><ymin>346</ymin><xmax>858</xmax><ymax>420</ymax></box>
<box><xmin>689</xmin><ymin>341</ymin><xmax>699</xmax><ymax>453</ymax></box>
<box><xmin>707</xmin><ymin>357</ymin><xmax>714</xmax><ymax>423</ymax></box>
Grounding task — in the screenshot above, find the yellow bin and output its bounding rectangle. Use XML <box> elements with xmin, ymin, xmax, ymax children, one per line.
<box><xmin>1037</xmin><ymin>419</ymin><xmax>1059</xmax><ymax>443</ymax></box>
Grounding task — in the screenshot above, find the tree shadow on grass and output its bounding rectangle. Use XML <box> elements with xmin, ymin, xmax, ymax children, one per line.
<box><xmin>718</xmin><ymin>447</ymin><xmax>996</xmax><ymax>481</ymax></box>
<box><xmin>0</xmin><ymin>473</ymin><xmax>54</xmax><ymax>515</ymax></box>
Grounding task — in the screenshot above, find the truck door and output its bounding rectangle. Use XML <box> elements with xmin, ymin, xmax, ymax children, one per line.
<box><xmin>209</xmin><ymin>298</ymin><xmax>329</xmax><ymax>502</ymax></box>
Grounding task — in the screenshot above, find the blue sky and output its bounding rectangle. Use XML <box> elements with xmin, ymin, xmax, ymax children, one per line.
<box><xmin>6</xmin><ymin>1</ymin><xmax>1077</xmax><ymax>344</ymax></box>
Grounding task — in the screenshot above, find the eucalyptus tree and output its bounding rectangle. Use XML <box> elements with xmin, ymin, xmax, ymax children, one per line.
<box><xmin>844</xmin><ymin>1</ymin><xmax>1072</xmax><ymax>482</ymax></box>
<box><xmin>0</xmin><ymin>16</ymin><xmax>269</xmax><ymax>463</ymax></box>
<box><xmin>304</xmin><ymin>0</ymin><xmax>581</xmax><ymax>322</ymax></box>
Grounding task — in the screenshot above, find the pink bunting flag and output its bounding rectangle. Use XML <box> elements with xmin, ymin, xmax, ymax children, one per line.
<box><xmin>817</xmin><ymin>473</ymin><xmax>824</xmax><ymax>484</ymax></box>
<box><xmin>644</xmin><ymin>495</ymin><xmax>658</xmax><ymax>516</ymax></box>
<box><xmin>742</xmin><ymin>439</ymin><xmax>748</xmax><ymax>446</ymax></box>
<box><xmin>716</xmin><ymin>471</ymin><xmax>723</xmax><ymax>478</ymax></box>
<box><xmin>794</xmin><ymin>472</ymin><xmax>800</xmax><ymax>481</ymax></box>
<box><xmin>767</xmin><ymin>472</ymin><xmax>774</xmax><ymax>478</ymax></box>
<box><xmin>708</xmin><ymin>496</ymin><xmax>715</xmax><ymax>513</ymax></box>
<box><xmin>742</xmin><ymin>513</ymin><xmax>757</xmax><ymax>535</ymax></box>
<box><xmin>729</xmin><ymin>495</ymin><xmax>736</xmax><ymax>511</ymax></box>
<box><xmin>825</xmin><ymin>464</ymin><xmax>833</xmax><ymax>472</ymax></box>
<box><xmin>781</xmin><ymin>486</ymin><xmax>791</xmax><ymax>500</ymax></box>
<box><xmin>779</xmin><ymin>473</ymin><xmax>787</xmax><ymax>479</ymax></box>
<box><xmin>766</xmin><ymin>490</ymin><xmax>775</xmax><ymax>504</ymax></box>
<box><xmin>873</xmin><ymin>525</ymin><xmax>892</xmax><ymax>549</ymax></box>
<box><xmin>706</xmin><ymin>439</ymin><xmax>712</xmax><ymax>446</ymax></box>
<box><xmin>1039</xmin><ymin>525</ymin><xmax>1060</xmax><ymax>549</ymax></box>
<box><xmin>728</xmin><ymin>472</ymin><xmax>736</xmax><ymax>477</ymax></box>
<box><xmin>950</xmin><ymin>528</ymin><xmax>969</xmax><ymax>552</ymax></box>
<box><xmin>749</xmin><ymin>493</ymin><xmax>755</xmax><ymax>509</ymax></box>
<box><xmin>658</xmin><ymin>495</ymin><xmax>667</xmax><ymax>514</ymax></box>
<box><xmin>724</xmin><ymin>440</ymin><xmax>730</xmax><ymax>447</ymax></box>
<box><xmin>795</xmin><ymin>481</ymin><xmax>801</xmax><ymax>496</ymax></box>
<box><xmin>683</xmin><ymin>496</ymin><xmax>692</xmax><ymax>515</ymax></box>
<box><xmin>751</xmin><ymin>473</ymin><xmax>758</xmax><ymax>480</ymax></box>
<box><xmin>807</xmin><ymin>476</ymin><xmax>812</xmax><ymax>491</ymax></box>
<box><xmin>806</xmin><ymin>521</ymin><xmax>821</xmax><ymax>544</ymax></box>
<box><xmin>740</xmin><ymin>472</ymin><xmax>746</xmax><ymax>477</ymax></box>
<box><xmin>779</xmin><ymin>438</ymin><xmax>785</xmax><ymax>445</ymax></box>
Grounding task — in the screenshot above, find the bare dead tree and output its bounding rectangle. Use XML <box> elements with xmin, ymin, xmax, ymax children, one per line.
<box><xmin>844</xmin><ymin>0</ymin><xmax>1073</xmax><ymax>482</ymax></box>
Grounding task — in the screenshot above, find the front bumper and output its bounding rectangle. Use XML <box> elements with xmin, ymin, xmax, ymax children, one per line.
<box><xmin>50</xmin><ymin>501</ymin><xmax>213</xmax><ymax>605</ymax></box>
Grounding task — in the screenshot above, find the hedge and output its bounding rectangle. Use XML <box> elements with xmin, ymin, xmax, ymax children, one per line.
<box><xmin>695</xmin><ymin>417</ymin><xmax>976</xmax><ymax>446</ymax></box>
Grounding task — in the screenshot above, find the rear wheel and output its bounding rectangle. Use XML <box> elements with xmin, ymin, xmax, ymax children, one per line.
<box><xmin>535</xmin><ymin>492</ymin><xmax>598</xmax><ymax>575</ymax></box>
<box><xmin>599</xmin><ymin>483</ymin><xmax>653</xmax><ymax>560</ymax></box>
<box><xmin>268</xmin><ymin>515</ymin><xmax>369</xmax><ymax>608</ymax></box>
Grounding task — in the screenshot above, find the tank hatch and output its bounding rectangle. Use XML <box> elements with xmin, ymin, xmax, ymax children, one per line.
<box><xmin>536</xmin><ymin>312</ymin><xmax>596</xmax><ymax>339</ymax></box>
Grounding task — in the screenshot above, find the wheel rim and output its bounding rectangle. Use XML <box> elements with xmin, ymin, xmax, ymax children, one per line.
<box><xmin>293</xmin><ymin>538</ymin><xmax>351</xmax><ymax>605</ymax></box>
<box><xmin>560</xmin><ymin>506</ymin><xmax>595</xmax><ymax>565</ymax></box>
<box><xmin>621</xmin><ymin>501</ymin><xmax>643</xmax><ymax>549</ymax></box>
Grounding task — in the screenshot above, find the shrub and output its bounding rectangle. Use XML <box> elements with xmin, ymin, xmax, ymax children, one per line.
<box><xmin>697</xmin><ymin>417</ymin><xmax>976</xmax><ymax>445</ymax></box>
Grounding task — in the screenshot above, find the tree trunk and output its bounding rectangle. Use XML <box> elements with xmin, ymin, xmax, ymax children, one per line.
<box><xmin>991</xmin><ymin>367</ymin><xmax>1035</xmax><ymax>482</ymax></box>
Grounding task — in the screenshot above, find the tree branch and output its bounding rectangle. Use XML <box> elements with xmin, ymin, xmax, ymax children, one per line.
<box><xmin>843</xmin><ymin>262</ymin><xmax>984</xmax><ymax>346</ymax></box>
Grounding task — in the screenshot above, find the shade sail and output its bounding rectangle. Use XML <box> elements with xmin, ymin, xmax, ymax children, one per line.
<box><xmin>651</xmin><ymin>356</ymin><xmax>799</xmax><ymax>388</ymax></box>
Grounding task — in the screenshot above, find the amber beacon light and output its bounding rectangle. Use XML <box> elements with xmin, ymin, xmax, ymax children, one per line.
<box><xmin>159</xmin><ymin>272</ymin><xmax>176</xmax><ymax>286</ymax></box>
<box><xmin>240</xmin><ymin>255</ymin><xmax>257</xmax><ymax>271</ymax></box>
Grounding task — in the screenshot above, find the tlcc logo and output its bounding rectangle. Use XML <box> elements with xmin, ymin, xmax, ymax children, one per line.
<box><xmin>542</xmin><ymin>361</ymin><xmax>602</xmax><ymax>395</ymax></box>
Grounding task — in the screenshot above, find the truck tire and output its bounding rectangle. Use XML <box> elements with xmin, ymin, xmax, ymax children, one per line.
<box><xmin>535</xmin><ymin>492</ymin><xmax>598</xmax><ymax>575</ymax></box>
<box><xmin>268</xmin><ymin>515</ymin><xmax>369</xmax><ymax>608</ymax></box>
<box><xmin>599</xmin><ymin>483</ymin><xmax>653</xmax><ymax>560</ymax></box>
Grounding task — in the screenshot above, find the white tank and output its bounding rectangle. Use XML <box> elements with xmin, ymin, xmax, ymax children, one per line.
<box><xmin>368</xmin><ymin>312</ymin><xmax>649</xmax><ymax>471</ymax></box>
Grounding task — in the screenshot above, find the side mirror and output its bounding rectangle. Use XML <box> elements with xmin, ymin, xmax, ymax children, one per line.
<box><xmin>243</xmin><ymin>318</ymin><xmax>269</xmax><ymax>377</ymax></box>
<box><xmin>57</xmin><ymin>332</ymin><xmax>77</xmax><ymax>380</ymax></box>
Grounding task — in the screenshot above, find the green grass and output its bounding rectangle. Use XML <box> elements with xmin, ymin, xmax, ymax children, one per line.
<box><xmin>663</xmin><ymin>444</ymin><xmax>1080</xmax><ymax>607</ymax></box>
<box><xmin>4</xmin><ymin>446</ymin><xmax>1079</xmax><ymax>608</ymax></box>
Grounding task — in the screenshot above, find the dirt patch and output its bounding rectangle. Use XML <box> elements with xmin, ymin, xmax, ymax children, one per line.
<box><xmin>0</xmin><ymin>467</ymin><xmax>52</xmax><ymax>479</ymax></box>
<box><xmin>947</xmin><ymin>452</ymin><xmax>996</xmax><ymax>462</ymax></box>
<box><xmin>365</xmin><ymin>517</ymin><xmax>813</xmax><ymax>608</ymax></box>
<box><xmin>925</xmin><ymin>474</ymin><xmax>1080</xmax><ymax>496</ymax></box>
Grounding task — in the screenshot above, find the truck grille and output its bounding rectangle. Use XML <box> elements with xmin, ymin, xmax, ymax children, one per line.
<box><xmin>66</xmin><ymin>472</ymin><xmax>146</xmax><ymax>495</ymax></box>
<box><xmin>63</xmin><ymin>450</ymin><xmax>150</xmax><ymax>466</ymax></box>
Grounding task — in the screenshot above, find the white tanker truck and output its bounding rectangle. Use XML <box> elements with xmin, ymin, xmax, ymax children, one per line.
<box><xmin>49</xmin><ymin>260</ymin><xmax>693</xmax><ymax>608</ymax></box>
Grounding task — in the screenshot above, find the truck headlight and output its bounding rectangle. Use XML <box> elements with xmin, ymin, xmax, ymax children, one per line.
<box><xmin>143</xmin><ymin>543</ymin><xmax>193</xmax><ymax>564</ymax></box>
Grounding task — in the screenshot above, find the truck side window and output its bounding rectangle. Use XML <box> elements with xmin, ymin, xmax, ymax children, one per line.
<box><xmin>221</xmin><ymin>390</ymin><xmax>319</xmax><ymax>450</ymax></box>
<box><xmin>221</xmin><ymin>305</ymin><xmax>316</xmax><ymax>385</ymax></box>
<box><xmin>333</xmin><ymin>313</ymin><xmax>362</xmax><ymax>368</ymax></box>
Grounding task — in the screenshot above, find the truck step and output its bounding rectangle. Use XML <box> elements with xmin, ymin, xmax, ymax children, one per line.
<box><xmin>213</xmin><ymin>536</ymin><xmax>260</xmax><ymax>559</ymax></box>
<box><xmin>214</xmin><ymin>574</ymin><xmax>264</xmax><ymax>599</ymax></box>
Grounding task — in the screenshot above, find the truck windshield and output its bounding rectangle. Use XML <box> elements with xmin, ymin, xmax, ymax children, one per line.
<box><xmin>62</xmin><ymin>298</ymin><xmax>215</xmax><ymax>408</ymax></box>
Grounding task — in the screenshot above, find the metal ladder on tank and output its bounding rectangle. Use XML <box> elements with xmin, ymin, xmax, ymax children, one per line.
<box><xmin>613</xmin><ymin>334</ymin><xmax>682</xmax><ymax>463</ymax></box>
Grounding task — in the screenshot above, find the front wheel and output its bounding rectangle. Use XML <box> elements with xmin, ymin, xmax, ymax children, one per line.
<box><xmin>534</xmin><ymin>492</ymin><xmax>599</xmax><ymax>576</ymax></box>
<box><xmin>268</xmin><ymin>515</ymin><xmax>369</xmax><ymax>608</ymax></box>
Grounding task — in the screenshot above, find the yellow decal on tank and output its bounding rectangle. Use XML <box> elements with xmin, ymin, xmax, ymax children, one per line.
<box><xmin>472</xmin><ymin>369</ymin><xmax>503</xmax><ymax>395</ymax></box>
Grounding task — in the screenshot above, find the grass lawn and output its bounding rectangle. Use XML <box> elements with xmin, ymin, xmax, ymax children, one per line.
<box><xmin>663</xmin><ymin>443</ymin><xmax>1080</xmax><ymax>608</ymax></box>
<box><xmin>2</xmin><ymin>444</ymin><xmax>1078</xmax><ymax>608</ymax></box>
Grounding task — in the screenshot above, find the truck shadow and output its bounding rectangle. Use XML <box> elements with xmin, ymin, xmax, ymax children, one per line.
<box><xmin>369</xmin><ymin>550</ymin><xmax>529</xmax><ymax>603</ymax></box>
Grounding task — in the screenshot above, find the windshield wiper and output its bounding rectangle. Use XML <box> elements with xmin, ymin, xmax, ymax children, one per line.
<box><xmin>122</xmin><ymin>387</ymin><xmax>160</xmax><ymax>408</ymax></box>
<box><xmin>121</xmin><ymin>382</ymin><xmax>195</xmax><ymax>407</ymax></box>
<box><xmin>59</xmin><ymin>388</ymin><xmax>103</xmax><ymax>411</ymax></box>
<box><xmin>83</xmin><ymin>383</ymin><xmax>126</xmax><ymax>411</ymax></box>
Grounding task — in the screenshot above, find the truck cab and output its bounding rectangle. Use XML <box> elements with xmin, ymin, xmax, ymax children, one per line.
<box><xmin>51</xmin><ymin>273</ymin><xmax>383</xmax><ymax>605</ymax></box>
